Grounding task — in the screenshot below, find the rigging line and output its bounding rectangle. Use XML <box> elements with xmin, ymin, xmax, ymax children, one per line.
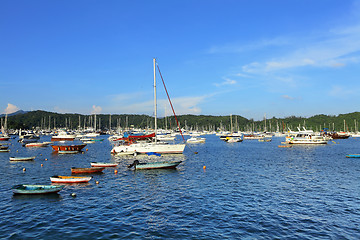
<box><xmin>156</xmin><ymin>63</ymin><xmax>185</xmax><ymax>143</ymax></box>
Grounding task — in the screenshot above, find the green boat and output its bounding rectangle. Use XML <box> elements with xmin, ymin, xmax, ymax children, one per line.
<box><xmin>128</xmin><ymin>160</ymin><xmax>181</xmax><ymax>170</ymax></box>
<box><xmin>12</xmin><ymin>184</ymin><xmax>65</xmax><ymax>195</ymax></box>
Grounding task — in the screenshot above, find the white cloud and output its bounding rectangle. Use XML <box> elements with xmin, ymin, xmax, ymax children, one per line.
<box><xmin>208</xmin><ymin>37</ymin><xmax>289</xmax><ymax>54</ymax></box>
<box><xmin>214</xmin><ymin>77</ymin><xmax>237</xmax><ymax>87</ymax></box>
<box><xmin>91</xmin><ymin>105</ymin><xmax>102</xmax><ymax>114</ymax></box>
<box><xmin>3</xmin><ymin>103</ymin><xmax>20</xmax><ymax>114</ymax></box>
<box><xmin>282</xmin><ymin>95</ymin><xmax>294</xmax><ymax>100</ymax></box>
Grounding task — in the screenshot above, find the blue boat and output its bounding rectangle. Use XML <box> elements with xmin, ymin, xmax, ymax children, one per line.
<box><xmin>346</xmin><ymin>154</ymin><xmax>360</xmax><ymax>158</ymax></box>
<box><xmin>12</xmin><ymin>184</ymin><xmax>65</xmax><ymax>195</ymax></box>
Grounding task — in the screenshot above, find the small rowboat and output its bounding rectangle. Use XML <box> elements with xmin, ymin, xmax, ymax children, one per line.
<box><xmin>25</xmin><ymin>142</ymin><xmax>49</xmax><ymax>147</ymax></box>
<box><xmin>71</xmin><ymin>167</ymin><xmax>105</xmax><ymax>174</ymax></box>
<box><xmin>90</xmin><ymin>162</ymin><xmax>118</xmax><ymax>167</ymax></box>
<box><xmin>128</xmin><ymin>160</ymin><xmax>181</xmax><ymax>170</ymax></box>
<box><xmin>0</xmin><ymin>149</ymin><xmax>10</xmax><ymax>152</ymax></box>
<box><xmin>10</xmin><ymin>156</ymin><xmax>36</xmax><ymax>161</ymax></box>
<box><xmin>12</xmin><ymin>184</ymin><xmax>64</xmax><ymax>195</ymax></box>
<box><xmin>50</xmin><ymin>175</ymin><xmax>92</xmax><ymax>183</ymax></box>
<box><xmin>346</xmin><ymin>154</ymin><xmax>360</xmax><ymax>158</ymax></box>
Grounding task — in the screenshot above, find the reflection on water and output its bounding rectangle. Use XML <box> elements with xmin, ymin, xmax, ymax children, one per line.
<box><xmin>12</xmin><ymin>193</ymin><xmax>62</xmax><ymax>201</ymax></box>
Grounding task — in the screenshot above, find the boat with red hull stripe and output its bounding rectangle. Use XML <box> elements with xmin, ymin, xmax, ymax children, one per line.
<box><xmin>52</xmin><ymin>144</ymin><xmax>86</xmax><ymax>152</ymax></box>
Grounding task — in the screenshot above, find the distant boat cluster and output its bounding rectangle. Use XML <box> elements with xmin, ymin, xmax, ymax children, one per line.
<box><xmin>1</xmin><ymin>58</ymin><xmax>360</xmax><ymax>195</ymax></box>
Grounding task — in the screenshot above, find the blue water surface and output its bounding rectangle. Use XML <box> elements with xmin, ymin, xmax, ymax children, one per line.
<box><xmin>1</xmin><ymin>135</ymin><xmax>360</xmax><ymax>239</ymax></box>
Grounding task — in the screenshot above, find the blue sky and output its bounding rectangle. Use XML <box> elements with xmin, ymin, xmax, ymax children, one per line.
<box><xmin>1</xmin><ymin>0</ymin><xmax>360</xmax><ymax>120</ymax></box>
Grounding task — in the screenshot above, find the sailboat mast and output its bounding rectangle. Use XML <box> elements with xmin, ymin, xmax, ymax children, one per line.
<box><xmin>153</xmin><ymin>58</ymin><xmax>157</xmax><ymax>143</ymax></box>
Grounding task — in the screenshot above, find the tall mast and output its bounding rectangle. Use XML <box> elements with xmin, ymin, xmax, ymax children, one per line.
<box><xmin>153</xmin><ymin>58</ymin><xmax>157</xmax><ymax>143</ymax></box>
<box><xmin>94</xmin><ymin>114</ymin><xmax>97</xmax><ymax>131</ymax></box>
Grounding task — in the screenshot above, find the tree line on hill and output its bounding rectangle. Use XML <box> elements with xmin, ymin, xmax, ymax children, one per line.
<box><xmin>2</xmin><ymin>110</ymin><xmax>360</xmax><ymax>133</ymax></box>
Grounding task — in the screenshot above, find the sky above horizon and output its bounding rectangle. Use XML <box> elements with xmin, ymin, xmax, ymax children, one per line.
<box><xmin>1</xmin><ymin>0</ymin><xmax>360</xmax><ymax>120</ymax></box>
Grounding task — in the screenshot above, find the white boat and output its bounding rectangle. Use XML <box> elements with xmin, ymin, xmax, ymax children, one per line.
<box><xmin>50</xmin><ymin>176</ymin><xmax>92</xmax><ymax>183</ymax></box>
<box><xmin>111</xmin><ymin>59</ymin><xmax>186</xmax><ymax>155</ymax></box>
<box><xmin>288</xmin><ymin>129</ymin><xmax>328</xmax><ymax>144</ymax></box>
<box><xmin>226</xmin><ymin>137</ymin><xmax>242</xmax><ymax>143</ymax></box>
<box><xmin>58</xmin><ymin>150</ymin><xmax>80</xmax><ymax>154</ymax></box>
<box><xmin>84</xmin><ymin>132</ymin><xmax>100</xmax><ymax>138</ymax></box>
<box><xmin>91</xmin><ymin>162</ymin><xmax>118</xmax><ymax>167</ymax></box>
<box><xmin>187</xmin><ymin>137</ymin><xmax>206</xmax><ymax>143</ymax></box>
<box><xmin>157</xmin><ymin>134</ymin><xmax>176</xmax><ymax>141</ymax></box>
<box><xmin>25</xmin><ymin>142</ymin><xmax>50</xmax><ymax>147</ymax></box>
<box><xmin>10</xmin><ymin>156</ymin><xmax>36</xmax><ymax>161</ymax></box>
<box><xmin>112</xmin><ymin>141</ymin><xmax>185</xmax><ymax>155</ymax></box>
<box><xmin>51</xmin><ymin>131</ymin><xmax>76</xmax><ymax>141</ymax></box>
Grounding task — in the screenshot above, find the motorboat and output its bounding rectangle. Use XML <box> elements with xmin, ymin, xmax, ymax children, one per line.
<box><xmin>288</xmin><ymin>129</ymin><xmax>328</xmax><ymax>144</ymax></box>
<box><xmin>187</xmin><ymin>137</ymin><xmax>206</xmax><ymax>143</ymax></box>
<box><xmin>51</xmin><ymin>131</ymin><xmax>76</xmax><ymax>141</ymax></box>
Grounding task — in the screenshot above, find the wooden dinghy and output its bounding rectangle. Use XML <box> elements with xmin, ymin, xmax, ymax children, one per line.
<box><xmin>71</xmin><ymin>167</ymin><xmax>105</xmax><ymax>174</ymax></box>
<box><xmin>346</xmin><ymin>154</ymin><xmax>360</xmax><ymax>158</ymax></box>
<box><xmin>10</xmin><ymin>156</ymin><xmax>36</xmax><ymax>161</ymax></box>
<box><xmin>90</xmin><ymin>162</ymin><xmax>118</xmax><ymax>167</ymax></box>
<box><xmin>12</xmin><ymin>184</ymin><xmax>64</xmax><ymax>195</ymax></box>
<box><xmin>128</xmin><ymin>160</ymin><xmax>181</xmax><ymax>170</ymax></box>
<box><xmin>50</xmin><ymin>175</ymin><xmax>92</xmax><ymax>183</ymax></box>
<box><xmin>51</xmin><ymin>144</ymin><xmax>86</xmax><ymax>153</ymax></box>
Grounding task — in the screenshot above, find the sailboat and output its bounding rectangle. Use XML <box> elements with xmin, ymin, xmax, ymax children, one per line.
<box><xmin>0</xmin><ymin>114</ymin><xmax>10</xmax><ymax>141</ymax></box>
<box><xmin>111</xmin><ymin>58</ymin><xmax>186</xmax><ymax>155</ymax></box>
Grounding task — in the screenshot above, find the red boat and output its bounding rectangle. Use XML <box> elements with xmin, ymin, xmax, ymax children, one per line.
<box><xmin>0</xmin><ymin>136</ymin><xmax>11</xmax><ymax>141</ymax></box>
<box><xmin>113</xmin><ymin>133</ymin><xmax>155</xmax><ymax>142</ymax></box>
<box><xmin>51</xmin><ymin>144</ymin><xmax>86</xmax><ymax>152</ymax></box>
<box><xmin>71</xmin><ymin>167</ymin><xmax>105</xmax><ymax>174</ymax></box>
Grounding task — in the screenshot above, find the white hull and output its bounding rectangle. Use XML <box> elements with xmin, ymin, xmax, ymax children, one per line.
<box><xmin>187</xmin><ymin>137</ymin><xmax>206</xmax><ymax>144</ymax></box>
<box><xmin>50</xmin><ymin>176</ymin><xmax>92</xmax><ymax>183</ymax></box>
<box><xmin>111</xmin><ymin>142</ymin><xmax>185</xmax><ymax>155</ymax></box>
<box><xmin>289</xmin><ymin>139</ymin><xmax>327</xmax><ymax>144</ymax></box>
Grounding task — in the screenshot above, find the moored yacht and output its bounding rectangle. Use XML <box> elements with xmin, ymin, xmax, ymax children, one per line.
<box><xmin>288</xmin><ymin>128</ymin><xmax>328</xmax><ymax>144</ymax></box>
<box><xmin>51</xmin><ymin>131</ymin><xmax>76</xmax><ymax>141</ymax></box>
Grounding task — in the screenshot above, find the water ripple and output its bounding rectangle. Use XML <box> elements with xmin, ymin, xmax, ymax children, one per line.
<box><xmin>1</xmin><ymin>136</ymin><xmax>360</xmax><ymax>239</ymax></box>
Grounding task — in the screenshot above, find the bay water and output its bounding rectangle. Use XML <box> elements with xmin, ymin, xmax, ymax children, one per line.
<box><xmin>1</xmin><ymin>135</ymin><xmax>360</xmax><ymax>239</ymax></box>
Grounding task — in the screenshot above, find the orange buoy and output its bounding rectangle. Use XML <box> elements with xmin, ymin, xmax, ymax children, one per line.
<box><xmin>203</xmin><ymin>166</ymin><xmax>206</xmax><ymax>170</ymax></box>
<box><xmin>23</xmin><ymin>168</ymin><xmax>26</xmax><ymax>172</ymax></box>
<box><xmin>96</xmin><ymin>181</ymin><xmax>99</xmax><ymax>184</ymax></box>
<box><xmin>114</xmin><ymin>169</ymin><xmax>118</xmax><ymax>174</ymax></box>
<box><xmin>41</xmin><ymin>164</ymin><xmax>43</xmax><ymax>167</ymax></box>
<box><xmin>45</xmin><ymin>158</ymin><xmax>48</xmax><ymax>161</ymax></box>
<box><xmin>86</xmin><ymin>149</ymin><xmax>88</xmax><ymax>151</ymax></box>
